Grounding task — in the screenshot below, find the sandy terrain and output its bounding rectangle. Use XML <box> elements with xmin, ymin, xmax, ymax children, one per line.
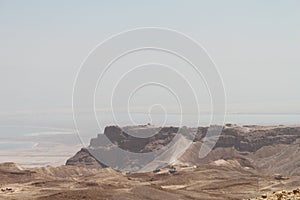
<box><xmin>0</xmin><ymin>161</ymin><xmax>299</xmax><ymax>200</ymax></box>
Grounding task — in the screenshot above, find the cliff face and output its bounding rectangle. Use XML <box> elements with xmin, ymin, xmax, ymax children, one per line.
<box><xmin>66</xmin><ymin>125</ymin><xmax>300</xmax><ymax>175</ymax></box>
<box><xmin>214</xmin><ymin>126</ymin><xmax>300</xmax><ymax>152</ymax></box>
<box><xmin>89</xmin><ymin>126</ymin><xmax>179</xmax><ymax>153</ymax></box>
<box><xmin>86</xmin><ymin>125</ymin><xmax>300</xmax><ymax>153</ymax></box>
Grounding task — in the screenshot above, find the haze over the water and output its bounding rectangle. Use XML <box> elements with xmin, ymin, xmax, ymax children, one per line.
<box><xmin>0</xmin><ymin>0</ymin><xmax>299</xmax><ymax>130</ymax></box>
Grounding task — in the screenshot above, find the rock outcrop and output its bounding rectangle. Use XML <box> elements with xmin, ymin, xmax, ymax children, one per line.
<box><xmin>66</xmin><ymin>125</ymin><xmax>300</xmax><ymax>175</ymax></box>
<box><xmin>249</xmin><ymin>188</ymin><xmax>300</xmax><ymax>200</ymax></box>
<box><xmin>66</xmin><ymin>148</ymin><xmax>106</xmax><ymax>168</ymax></box>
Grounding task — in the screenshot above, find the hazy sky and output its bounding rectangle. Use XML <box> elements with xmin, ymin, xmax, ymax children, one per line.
<box><xmin>0</xmin><ymin>0</ymin><xmax>300</xmax><ymax>128</ymax></box>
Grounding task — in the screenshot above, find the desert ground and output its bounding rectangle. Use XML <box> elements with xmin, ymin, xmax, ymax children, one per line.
<box><xmin>1</xmin><ymin>124</ymin><xmax>300</xmax><ymax>200</ymax></box>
